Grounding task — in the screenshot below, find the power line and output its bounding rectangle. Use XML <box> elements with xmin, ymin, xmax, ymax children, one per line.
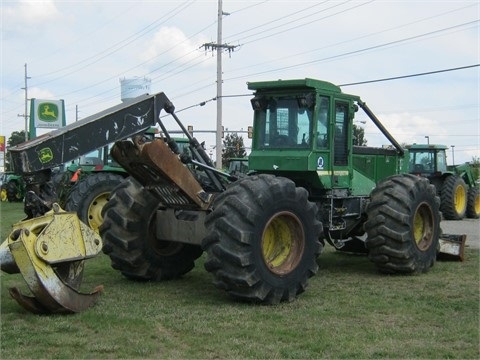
<box><xmin>30</xmin><ymin>1</ymin><xmax>197</xmax><ymax>86</ymax></box>
<box><xmin>224</xmin><ymin>1</ymin><xmax>330</xmax><ymax>42</ymax></box>
<box><xmin>340</xmin><ymin>64</ymin><xmax>480</xmax><ymax>86</ymax></box>
<box><xmin>184</xmin><ymin>63</ymin><xmax>479</xmax><ymax>105</ymax></box>
<box><xmin>224</xmin><ymin>3</ymin><xmax>477</xmax><ymax>77</ymax></box>
<box><xmin>2</xmin><ymin>2</ymin><xmax>477</xmax><ymax>125</ymax></box>
<box><xmin>224</xmin><ymin>20</ymin><xmax>479</xmax><ymax>82</ymax></box>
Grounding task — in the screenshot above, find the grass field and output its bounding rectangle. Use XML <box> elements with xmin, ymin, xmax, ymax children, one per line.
<box><xmin>1</xmin><ymin>201</ymin><xmax>479</xmax><ymax>359</ymax></box>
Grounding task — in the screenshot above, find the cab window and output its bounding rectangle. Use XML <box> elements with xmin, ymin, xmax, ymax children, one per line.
<box><xmin>257</xmin><ymin>97</ymin><xmax>313</xmax><ymax>149</ymax></box>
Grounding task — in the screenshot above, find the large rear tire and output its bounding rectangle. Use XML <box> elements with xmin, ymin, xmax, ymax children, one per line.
<box><xmin>466</xmin><ymin>187</ymin><xmax>480</xmax><ymax>219</ymax></box>
<box><xmin>65</xmin><ymin>172</ymin><xmax>125</xmax><ymax>232</ymax></box>
<box><xmin>441</xmin><ymin>175</ymin><xmax>467</xmax><ymax>220</ymax></box>
<box><xmin>365</xmin><ymin>174</ymin><xmax>440</xmax><ymax>274</ymax></box>
<box><xmin>100</xmin><ymin>177</ymin><xmax>203</xmax><ymax>281</ymax></box>
<box><xmin>202</xmin><ymin>174</ymin><xmax>322</xmax><ymax>304</ymax></box>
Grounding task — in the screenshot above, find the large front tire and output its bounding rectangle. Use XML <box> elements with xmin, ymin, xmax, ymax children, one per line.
<box><xmin>365</xmin><ymin>174</ymin><xmax>440</xmax><ymax>274</ymax></box>
<box><xmin>100</xmin><ymin>177</ymin><xmax>203</xmax><ymax>281</ymax></box>
<box><xmin>466</xmin><ymin>187</ymin><xmax>480</xmax><ymax>219</ymax></box>
<box><xmin>441</xmin><ymin>175</ymin><xmax>467</xmax><ymax>220</ymax></box>
<box><xmin>202</xmin><ymin>174</ymin><xmax>322</xmax><ymax>304</ymax></box>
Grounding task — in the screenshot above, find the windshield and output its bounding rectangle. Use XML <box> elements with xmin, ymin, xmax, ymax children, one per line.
<box><xmin>409</xmin><ymin>150</ymin><xmax>447</xmax><ymax>173</ymax></box>
<box><xmin>256</xmin><ymin>97</ymin><xmax>313</xmax><ymax>149</ymax></box>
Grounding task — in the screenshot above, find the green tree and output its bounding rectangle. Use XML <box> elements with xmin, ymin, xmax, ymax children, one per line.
<box><xmin>5</xmin><ymin>130</ymin><xmax>27</xmax><ymax>171</ymax></box>
<box><xmin>8</xmin><ymin>131</ymin><xmax>27</xmax><ymax>147</ymax></box>
<box><xmin>222</xmin><ymin>133</ymin><xmax>246</xmax><ymax>167</ymax></box>
<box><xmin>471</xmin><ymin>156</ymin><xmax>480</xmax><ymax>181</ymax></box>
<box><xmin>353</xmin><ymin>124</ymin><xmax>367</xmax><ymax>146</ymax></box>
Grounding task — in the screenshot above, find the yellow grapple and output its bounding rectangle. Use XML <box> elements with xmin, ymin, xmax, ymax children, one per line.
<box><xmin>0</xmin><ymin>204</ymin><xmax>103</xmax><ymax>314</ymax></box>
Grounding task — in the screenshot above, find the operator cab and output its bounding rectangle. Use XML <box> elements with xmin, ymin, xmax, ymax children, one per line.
<box><xmin>407</xmin><ymin>144</ymin><xmax>448</xmax><ymax>176</ymax></box>
<box><xmin>248</xmin><ymin>78</ymin><xmax>358</xmax><ymax>191</ymax></box>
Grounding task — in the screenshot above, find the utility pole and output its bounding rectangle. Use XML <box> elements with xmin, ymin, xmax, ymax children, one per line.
<box><xmin>17</xmin><ymin>63</ymin><xmax>31</xmax><ymax>141</ymax></box>
<box><xmin>202</xmin><ymin>0</ymin><xmax>238</xmax><ymax>169</ymax></box>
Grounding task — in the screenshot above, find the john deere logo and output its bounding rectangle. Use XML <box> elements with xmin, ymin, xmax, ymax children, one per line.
<box><xmin>38</xmin><ymin>148</ymin><xmax>53</xmax><ymax>164</ymax></box>
<box><xmin>38</xmin><ymin>103</ymin><xmax>58</xmax><ymax>122</ymax></box>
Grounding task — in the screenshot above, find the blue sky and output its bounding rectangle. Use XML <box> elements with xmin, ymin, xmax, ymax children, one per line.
<box><xmin>1</xmin><ymin>0</ymin><xmax>479</xmax><ymax>164</ymax></box>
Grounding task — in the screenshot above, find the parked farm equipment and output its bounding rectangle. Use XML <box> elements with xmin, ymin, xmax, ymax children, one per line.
<box><xmin>1</xmin><ymin>172</ymin><xmax>25</xmax><ymax>202</ymax></box>
<box><xmin>407</xmin><ymin>144</ymin><xmax>480</xmax><ymax>220</ymax></box>
<box><xmin>0</xmin><ymin>78</ymin><xmax>466</xmax><ymax>314</ymax></box>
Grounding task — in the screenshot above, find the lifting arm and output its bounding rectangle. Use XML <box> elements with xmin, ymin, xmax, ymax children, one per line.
<box><xmin>357</xmin><ymin>100</ymin><xmax>405</xmax><ymax>156</ymax></box>
<box><xmin>9</xmin><ymin>93</ymin><xmax>173</xmax><ymax>174</ymax></box>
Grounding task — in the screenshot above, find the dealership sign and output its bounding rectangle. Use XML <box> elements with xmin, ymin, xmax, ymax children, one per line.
<box><xmin>29</xmin><ymin>99</ymin><xmax>66</xmax><ymax>137</ymax></box>
<box><xmin>31</xmin><ymin>99</ymin><xmax>65</xmax><ymax>129</ymax></box>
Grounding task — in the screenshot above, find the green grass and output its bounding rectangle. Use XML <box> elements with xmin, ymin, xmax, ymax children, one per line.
<box><xmin>1</xmin><ymin>201</ymin><xmax>479</xmax><ymax>359</ymax></box>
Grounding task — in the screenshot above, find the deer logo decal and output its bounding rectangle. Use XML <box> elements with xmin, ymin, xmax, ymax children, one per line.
<box><xmin>38</xmin><ymin>102</ymin><xmax>59</xmax><ymax>122</ymax></box>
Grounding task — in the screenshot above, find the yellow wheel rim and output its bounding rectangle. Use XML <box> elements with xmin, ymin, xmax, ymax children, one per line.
<box><xmin>261</xmin><ymin>212</ymin><xmax>305</xmax><ymax>275</ymax></box>
<box><xmin>413</xmin><ymin>203</ymin><xmax>434</xmax><ymax>251</ymax></box>
<box><xmin>86</xmin><ymin>191</ymin><xmax>110</xmax><ymax>233</ymax></box>
<box><xmin>454</xmin><ymin>184</ymin><xmax>466</xmax><ymax>214</ymax></box>
<box><xmin>1</xmin><ymin>188</ymin><xmax>7</xmax><ymax>202</ymax></box>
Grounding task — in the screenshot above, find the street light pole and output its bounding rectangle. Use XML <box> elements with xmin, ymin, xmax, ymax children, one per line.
<box><xmin>425</xmin><ymin>136</ymin><xmax>429</xmax><ymax>144</ymax></box>
<box><xmin>451</xmin><ymin>145</ymin><xmax>455</xmax><ymax>166</ymax></box>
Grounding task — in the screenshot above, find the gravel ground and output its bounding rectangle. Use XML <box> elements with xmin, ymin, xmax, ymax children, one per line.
<box><xmin>440</xmin><ymin>218</ymin><xmax>480</xmax><ymax>250</ymax></box>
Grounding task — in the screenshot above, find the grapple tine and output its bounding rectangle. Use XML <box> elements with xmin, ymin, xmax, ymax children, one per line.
<box><xmin>3</xmin><ymin>204</ymin><xmax>103</xmax><ymax>314</ymax></box>
<box><xmin>8</xmin><ymin>287</ymin><xmax>51</xmax><ymax>314</ymax></box>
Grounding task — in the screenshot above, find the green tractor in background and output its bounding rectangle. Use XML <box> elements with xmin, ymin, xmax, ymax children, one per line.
<box><xmin>407</xmin><ymin>144</ymin><xmax>480</xmax><ymax>220</ymax></box>
<box><xmin>0</xmin><ymin>172</ymin><xmax>25</xmax><ymax>203</ymax></box>
<box><xmin>226</xmin><ymin>157</ymin><xmax>249</xmax><ymax>176</ymax></box>
<box><xmin>53</xmin><ymin>145</ymin><xmax>128</xmax><ymax>233</ymax></box>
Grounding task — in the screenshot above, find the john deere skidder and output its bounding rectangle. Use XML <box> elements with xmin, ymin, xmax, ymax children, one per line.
<box><xmin>1</xmin><ymin>78</ymin><xmax>460</xmax><ymax>314</ymax></box>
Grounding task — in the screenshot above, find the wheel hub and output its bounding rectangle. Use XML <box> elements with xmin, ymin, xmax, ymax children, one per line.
<box><xmin>413</xmin><ymin>202</ymin><xmax>434</xmax><ymax>251</ymax></box>
<box><xmin>87</xmin><ymin>191</ymin><xmax>110</xmax><ymax>232</ymax></box>
<box><xmin>454</xmin><ymin>184</ymin><xmax>467</xmax><ymax>214</ymax></box>
<box><xmin>261</xmin><ymin>212</ymin><xmax>305</xmax><ymax>275</ymax></box>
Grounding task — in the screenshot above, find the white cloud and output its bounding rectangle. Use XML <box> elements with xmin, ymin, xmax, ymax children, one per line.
<box><xmin>29</xmin><ymin>87</ymin><xmax>56</xmax><ymax>100</ymax></box>
<box><xmin>4</xmin><ymin>0</ymin><xmax>61</xmax><ymax>25</ymax></box>
<box><xmin>141</xmin><ymin>26</ymin><xmax>212</xmax><ymax>68</ymax></box>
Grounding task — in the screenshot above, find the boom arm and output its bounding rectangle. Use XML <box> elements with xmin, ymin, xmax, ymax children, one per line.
<box><xmin>9</xmin><ymin>92</ymin><xmax>173</xmax><ymax>174</ymax></box>
<box><xmin>357</xmin><ymin>100</ymin><xmax>405</xmax><ymax>156</ymax></box>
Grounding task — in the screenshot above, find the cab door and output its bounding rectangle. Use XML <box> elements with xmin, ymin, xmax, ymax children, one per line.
<box><xmin>331</xmin><ymin>100</ymin><xmax>351</xmax><ymax>188</ymax></box>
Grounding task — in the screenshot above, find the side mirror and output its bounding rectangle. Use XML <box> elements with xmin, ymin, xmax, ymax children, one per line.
<box><xmin>297</xmin><ymin>93</ymin><xmax>315</xmax><ymax>109</ymax></box>
<box><xmin>250</xmin><ymin>96</ymin><xmax>268</xmax><ymax>111</ymax></box>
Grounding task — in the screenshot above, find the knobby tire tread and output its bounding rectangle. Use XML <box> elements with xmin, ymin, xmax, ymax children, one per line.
<box><xmin>202</xmin><ymin>174</ymin><xmax>322</xmax><ymax>304</ymax></box>
<box><xmin>365</xmin><ymin>174</ymin><xmax>440</xmax><ymax>274</ymax></box>
<box><xmin>100</xmin><ymin>177</ymin><xmax>202</xmax><ymax>281</ymax></box>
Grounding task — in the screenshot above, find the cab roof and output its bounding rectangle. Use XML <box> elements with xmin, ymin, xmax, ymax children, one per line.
<box><xmin>406</xmin><ymin>144</ymin><xmax>448</xmax><ymax>150</ymax></box>
<box><xmin>247</xmin><ymin>78</ymin><xmax>360</xmax><ymax>101</ymax></box>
